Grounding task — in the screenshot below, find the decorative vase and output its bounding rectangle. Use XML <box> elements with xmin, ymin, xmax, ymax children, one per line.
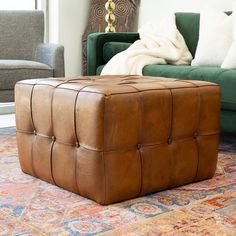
<box><xmin>105</xmin><ymin>0</ymin><xmax>116</xmax><ymax>32</ymax></box>
<box><xmin>82</xmin><ymin>0</ymin><xmax>140</xmax><ymax>75</ymax></box>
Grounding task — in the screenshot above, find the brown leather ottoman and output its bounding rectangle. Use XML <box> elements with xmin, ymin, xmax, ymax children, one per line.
<box><xmin>15</xmin><ymin>75</ymin><xmax>220</xmax><ymax>205</ymax></box>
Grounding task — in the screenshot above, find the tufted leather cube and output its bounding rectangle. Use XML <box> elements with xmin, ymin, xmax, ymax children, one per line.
<box><xmin>15</xmin><ymin>75</ymin><xmax>220</xmax><ymax>205</ymax></box>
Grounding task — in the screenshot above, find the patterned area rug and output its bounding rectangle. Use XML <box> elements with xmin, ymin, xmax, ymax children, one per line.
<box><xmin>0</xmin><ymin>127</ymin><xmax>236</xmax><ymax>235</ymax></box>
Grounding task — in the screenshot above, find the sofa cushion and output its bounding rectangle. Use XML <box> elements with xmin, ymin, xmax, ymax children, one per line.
<box><xmin>0</xmin><ymin>60</ymin><xmax>53</xmax><ymax>90</ymax></box>
<box><xmin>103</xmin><ymin>42</ymin><xmax>131</xmax><ymax>62</ymax></box>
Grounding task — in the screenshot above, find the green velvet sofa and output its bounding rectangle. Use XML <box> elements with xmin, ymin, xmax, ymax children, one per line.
<box><xmin>87</xmin><ymin>12</ymin><xmax>236</xmax><ymax>134</ymax></box>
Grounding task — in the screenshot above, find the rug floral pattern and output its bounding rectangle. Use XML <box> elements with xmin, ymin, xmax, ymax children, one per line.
<box><xmin>0</xmin><ymin>127</ymin><xmax>235</xmax><ymax>235</ymax></box>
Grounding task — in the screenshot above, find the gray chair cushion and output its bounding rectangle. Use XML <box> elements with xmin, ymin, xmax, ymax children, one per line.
<box><xmin>0</xmin><ymin>60</ymin><xmax>53</xmax><ymax>90</ymax></box>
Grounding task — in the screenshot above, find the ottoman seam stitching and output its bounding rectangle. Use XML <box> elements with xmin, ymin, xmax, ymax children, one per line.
<box><xmin>172</xmin><ymin>82</ymin><xmax>201</xmax><ymax>182</ymax></box>
<box><xmin>193</xmin><ymin>88</ymin><xmax>201</xmax><ymax>181</ymax></box>
<box><xmin>168</xmin><ymin>88</ymin><xmax>174</xmax><ymax>188</ymax></box>
<box><xmin>30</xmin><ymin>85</ymin><xmax>36</xmax><ymax>132</ymax></box>
<box><xmin>177</xmin><ymin>79</ymin><xmax>200</xmax><ymax>87</ymax></box>
<box><xmin>74</xmin><ymin>90</ymin><xmax>81</xmax><ymax>195</ymax></box>
<box><xmin>16</xmin><ymin>130</ymin><xmax>219</xmax><ymax>148</ymax></box>
<box><xmin>146</xmin><ymin>84</ymin><xmax>173</xmax><ymax>144</ymax></box>
<box><xmin>103</xmin><ymin>94</ymin><xmax>107</xmax><ymax>204</ymax></box>
<box><xmin>50</xmin><ymin>81</ymin><xmax>71</xmax><ymax>186</ymax></box>
<box><xmin>119</xmin><ymin>84</ymin><xmax>144</xmax><ymax>197</ymax></box>
<box><xmin>138</xmin><ymin>91</ymin><xmax>144</xmax><ymax>197</ymax></box>
<box><xmin>137</xmin><ymin>89</ymin><xmax>144</xmax><ymax>197</ymax></box>
<box><xmin>73</xmin><ymin>84</ymin><xmax>94</xmax><ymax>195</ymax></box>
<box><xmin>49</xmin><ymin>137</ymin><xmax>56</xmax><ymax>184</ymax></box>
<box><xmin>30</xmin><ymin>84</ymin><xmax>37</xmax><ymax>178</ymax></box>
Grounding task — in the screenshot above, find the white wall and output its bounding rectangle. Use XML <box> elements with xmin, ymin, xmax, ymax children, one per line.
<box><xmin>49</xmin><ymin>0</ymin><xmax>91</xmax><ymax>77</ymax></box>
<box><xmin>139</xmin><ymin>0</ymin><xmax>236</xmax><ymax>27</ymax></box>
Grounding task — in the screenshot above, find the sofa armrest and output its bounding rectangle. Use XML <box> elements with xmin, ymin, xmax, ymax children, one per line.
<box><xmin>87</xmin><ymin>32</ymin><xmax>139</xmax><ymax>75</ymax></box>
<box><xmin>35</xmin><ymin>43</ymin><xmax>65</xmax><ymax>77</ymax></box>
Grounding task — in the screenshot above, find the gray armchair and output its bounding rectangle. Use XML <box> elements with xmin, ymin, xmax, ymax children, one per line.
<box><xmin>0</xmin><ymin>10</ymin><xmax>65</xmax><ymax>102</ymax></box>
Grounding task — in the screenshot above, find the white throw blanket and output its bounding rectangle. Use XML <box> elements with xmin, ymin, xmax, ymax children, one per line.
<box><xmin>101</xmin><ymin>14</ymin><xmax>193</xmax><ymax>75</ymax></box>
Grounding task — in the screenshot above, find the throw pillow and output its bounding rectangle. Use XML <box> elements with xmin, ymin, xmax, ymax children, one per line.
<box><xmin>191</xmin><ymin>8</ymin><xmax>232</xmax><ymax>67</ymax></box>
<box><xmin>222</xmin><ymin>6</ymin><xmax>236</xmax><ymax>69</ymax></box>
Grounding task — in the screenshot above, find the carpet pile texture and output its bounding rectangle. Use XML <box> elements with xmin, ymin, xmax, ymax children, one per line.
<box><xmin>0</xmin><ymin>127</ymin><xmax>235</xmax><ymax>235</ymax></box>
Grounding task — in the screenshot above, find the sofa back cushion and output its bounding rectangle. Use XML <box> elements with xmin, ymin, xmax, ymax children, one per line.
<box><xmin>103</xmin><ymin>42</ymin><xmax>132</xmax><ymax>62</ymax></box>
<box><xmin>175</xmin><ymin>13</ymin><xmax>200</xmax><ymax>57</ymax></box>
<box><xmin>0</xmin><ymin>10</ymin><xmax>44</xmax><ymax>60</ymax></box>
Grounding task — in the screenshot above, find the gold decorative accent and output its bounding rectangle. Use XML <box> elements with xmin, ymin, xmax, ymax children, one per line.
<box><xmin>105</xmin><ymin>0</ymin><xmax>116</xmax><ymax>32</ymax></box>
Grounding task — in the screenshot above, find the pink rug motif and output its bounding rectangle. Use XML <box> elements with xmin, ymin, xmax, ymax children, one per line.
<box><xmin>0</xmin><ymin>127</ymin><xmax>236</xmax><ymax>235</ymax></box>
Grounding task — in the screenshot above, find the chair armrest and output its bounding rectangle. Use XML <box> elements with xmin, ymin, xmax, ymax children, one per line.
<box><xmin>87</xmin><ymin>32</ymin><xmax>139</xmax><ymax>76</ymax></box>
<box><xmin>35</xmin><ymin>43</ymin><xmax>65</xmax><ymax>77</ymax></box>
